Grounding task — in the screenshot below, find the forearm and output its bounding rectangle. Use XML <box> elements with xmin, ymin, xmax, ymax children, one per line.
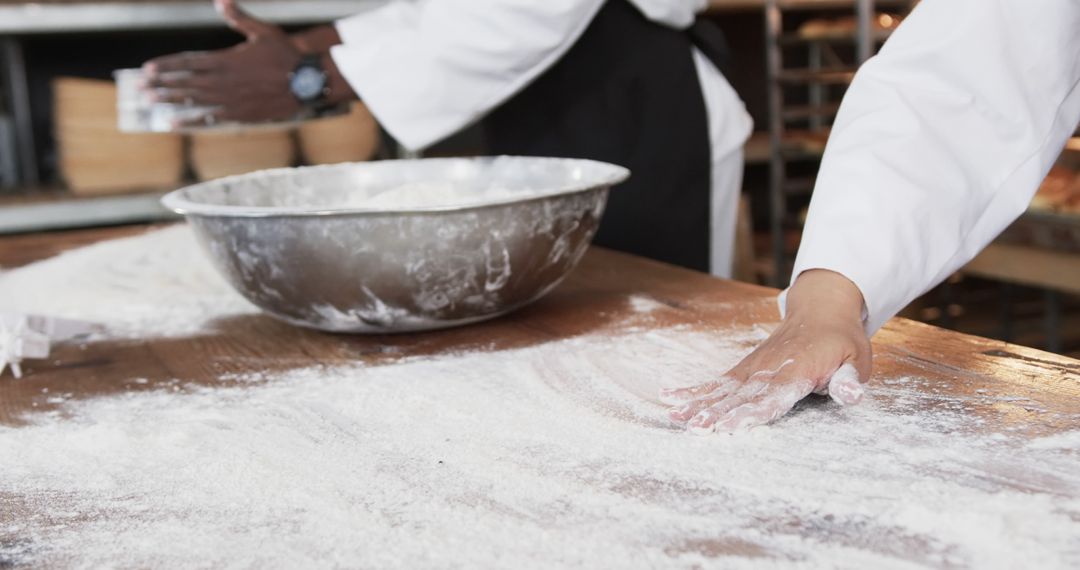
<box><xmin>320</xmin><ymin>51</ymin><xmax>357</xmax><ymax>105</ymax></box>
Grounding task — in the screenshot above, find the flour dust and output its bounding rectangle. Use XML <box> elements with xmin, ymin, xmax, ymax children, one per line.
<box><xmin>0</xmin><ymin>227</ymin><xmax>1077</xmax><ymax>569</ymax></box>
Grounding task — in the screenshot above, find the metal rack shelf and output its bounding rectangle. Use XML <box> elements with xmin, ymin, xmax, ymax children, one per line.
<box><xmin>0</xmin><ymin>1</ymin><xmax>379</xmax><ymax>34</ymax></box>
<box><xmin>780</xmin><ymin>28</ymin><xmax>895</xmax><ymax>45</ymax></box>
<box><xmin>745</xmin><ymin>130</ymin><xmax>830</xmax><ymax>164</ymax></box>
<box><xmin>0</xmin><ymin>0</ymin><xmax>377</xmax><ymax>188</ymax></box>
<box><xmin>0</xmin><ymin>1</ymin><xmax>381</xmax><ymax>231</ymax></box>
<box><xmin>0</xmin><ymin>0</ymin><xmax>903</xmax><ymax>31</ymax></box>
<box><xmin>0</xmin><ymin>188</ymin><xmax>177</xmax><ymax>234</ymax></box>
<box><xmin>776</xmin><ymin>67</ymin><xmax>857</xmax><ymax>84</ymax></box>
<box><xmin>780</xmin><ymin>178</ymin><xmax>816</xmax><ymax>196</ymax></box>
<box><xmin>763</xmin><ymin>0</ymin><xmax>918</xmax><ymax>285</ymax></box>
<box><xmin>781</xmin><ymin>102</ymin><xmax>841</xmax><ymax>121</ymax></box>
<box><xmin>709</xmin><ymin>0</ymin><xmax>910</xmax><ymax>11</ymax></box>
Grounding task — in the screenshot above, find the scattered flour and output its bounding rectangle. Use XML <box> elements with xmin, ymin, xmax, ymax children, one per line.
<box><xmin>628</xmin><ymin>294</ymin><xmax>668</xmax><ymax>314</ymax></box>
<box><xmin>0</xmin><ymin>227</ymin><xmax>1078</xmax><ymax>569</ymax></box>
<box><xmin>1029</xmin><ymin>430</ymin><xmax>1080</xmax><ymax>451</ymax></box>
<box><xmin>0</xmin><ymin>225</ymin><xmax>257</xmax><ymax>338</ymax></box>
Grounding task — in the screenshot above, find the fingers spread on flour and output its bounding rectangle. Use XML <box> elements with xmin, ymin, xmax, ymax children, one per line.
<box><xmin>686</xmin><ymin>381</ymin><xmax>768</xmax><ymax>434</ymax></box>
<box><xmin>659</xmin><ymin>375</ymin><xmax>738</xmax><ymax>406</ymax></box>
<box><xmin>666</xmin><ymin>381</ymin><xmax>740</xmax><ymax>422</ymax></box>
<box><xmin>710</xmin><ymin>379</ymin><xmax>815</xmax><ymax>433</ymax></box>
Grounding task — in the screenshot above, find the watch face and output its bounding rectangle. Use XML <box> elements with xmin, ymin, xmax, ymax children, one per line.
<box><xmin>291</xmin><ymin>66</ymin><xmax>326</xmax><ymax>102</ymax></box>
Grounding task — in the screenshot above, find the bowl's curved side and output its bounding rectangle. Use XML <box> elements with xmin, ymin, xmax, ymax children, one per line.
<box><xmin>184</xmin><ymin>187</ymin><xmax>609</xmax><ymax>333</ymax></box>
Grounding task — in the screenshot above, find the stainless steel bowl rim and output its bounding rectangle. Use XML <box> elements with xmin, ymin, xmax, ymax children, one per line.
<box><xmin>161</xmin><ymin>156</ymin><xmax>630</xmax><ymax>218</ymax></box>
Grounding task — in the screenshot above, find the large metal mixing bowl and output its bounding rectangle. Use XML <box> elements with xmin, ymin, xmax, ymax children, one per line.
<box><xmin>162</xmin><ymin>156</ymin><xmax>629</xmax><ymax>333</ymax></box>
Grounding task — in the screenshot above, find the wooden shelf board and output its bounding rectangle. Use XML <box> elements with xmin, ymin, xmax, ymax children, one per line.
<box><xmin>0</xmin><ymin>187</ymin><xmax>178</xmax><ymax>234</ymax></box>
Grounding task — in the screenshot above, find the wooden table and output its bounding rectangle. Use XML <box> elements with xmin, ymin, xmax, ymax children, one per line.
<box><xmin>2</xmin><ymin>224</ymin><xmax>1076</xmax><ymax>430</ymax></box>
<box><xmin>1</xmin><ymin>225</ymin><xmax>1078</xmax><ymax>567</ymax></box>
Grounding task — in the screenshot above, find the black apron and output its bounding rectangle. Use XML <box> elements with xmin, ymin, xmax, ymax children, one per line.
<box><xmin>483</xmin><ymin>0</ymin><xmax>730</xmax><ymax>272</ymax></box>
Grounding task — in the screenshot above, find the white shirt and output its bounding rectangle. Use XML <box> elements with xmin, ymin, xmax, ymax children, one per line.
<box><xmin>331</xmin><ymin>0</ymin><xmax>748</xmax><ymax>155</ymax></box>
<box><xmin>330</xmin><ymin>0</ymin><xmax>752</xmax><ymax>277</ymax></box>
<box><xmin>788</xmin><ymin>0</ymin><xmax>1080</xmax><ymax>334</ymax></box>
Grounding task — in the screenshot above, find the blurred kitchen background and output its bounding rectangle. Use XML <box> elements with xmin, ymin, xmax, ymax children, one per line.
<box><xmin>1</xmin><ymin>0</ymin><xmax>1077</xmax><ymax>357</ymax></box>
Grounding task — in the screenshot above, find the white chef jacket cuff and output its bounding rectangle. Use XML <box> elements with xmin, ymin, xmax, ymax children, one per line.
<box><xmin>330</xmin><ymin>43</ymin><xmax>451</xmax><ymax>151</ymax></box>
<box><xmin>334</xmin><ymin>3</ymin><xmax>416</xmax><ymax>48</ymax></box>
<box><xmin>776</xmin><ymin>268</ymin><xmax>875</xmax><ymax>338</ymax></box>
<box><xmin>333</xmin><ymin>5</ymin><xmax>453</xmax><ymax>150</ymax></box>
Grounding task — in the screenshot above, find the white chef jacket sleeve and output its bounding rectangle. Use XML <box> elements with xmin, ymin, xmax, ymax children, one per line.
<box><xmin>331</xmin><ymin>0</ymin><xmax>607</xmax><ymax>151</ymax></box>
<box><xmin>786</xmin><ymin>0</ymin><xmax>1080</xmax><ymax>335</ymax></box>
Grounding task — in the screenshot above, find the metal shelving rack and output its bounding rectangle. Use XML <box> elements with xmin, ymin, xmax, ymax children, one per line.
<box><xmin>762</xmin><ymin>0</ymin><xmax>914</xmax><ymax>285</ymax></box>
<box><xmin>0</xmin><ymin>0</ymin><xmax>379</xmax><ymax>233</ymax></box>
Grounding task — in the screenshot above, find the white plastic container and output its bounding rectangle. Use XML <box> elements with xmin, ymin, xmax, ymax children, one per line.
<box><xmin>114</xmin><ymin>68</ymin><xmax>214</xmax><ymax>132</ymax></box>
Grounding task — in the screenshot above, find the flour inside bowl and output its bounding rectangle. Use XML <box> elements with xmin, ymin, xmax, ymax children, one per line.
<box><xmin>340</xmin><ymin>181</ymin><xmax>518</xmax><ymax>210</ymax></box>
<box><xmin>171</xmin><ymin>156</ymin><xmax>626</xmax><ymax>212</ymax></box>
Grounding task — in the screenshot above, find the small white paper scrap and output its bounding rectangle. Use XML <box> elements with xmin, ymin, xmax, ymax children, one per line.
<box><xmin>0</xmin><ymin>314</ymin><xmax>100</xmax><ymax>379</ymax></box>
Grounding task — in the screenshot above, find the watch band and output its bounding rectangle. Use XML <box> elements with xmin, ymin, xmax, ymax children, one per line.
<box><xmin>298</xmin><ymin>53</ymin><xmax>322</xmax><ymax>74</ymax></box>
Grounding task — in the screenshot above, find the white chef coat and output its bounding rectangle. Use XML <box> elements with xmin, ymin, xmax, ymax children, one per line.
<box><xmin>787</xmin><ymin>0</ymin><xmax>1080</xmax><ymax>334</ymax></box>
<box><xmin>330</xmin><ymin>0</ymin><xmax>753</xmax><ymax>277</ymax></box>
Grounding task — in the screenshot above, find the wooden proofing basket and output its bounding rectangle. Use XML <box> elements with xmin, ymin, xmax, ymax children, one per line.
<box><xmin>190</xmin><ymin>127</ymin><xmax>297</xmax><ymax>181</ymax></box>
<box><xmin>297</xmin><ymin>102</ymin><xmax>380</xmax><ymax>165</ymax></box>
<box><xmin>53</xmin><ymin>77</ymin><xmax>184</xmax><ymax>195</ymax></box>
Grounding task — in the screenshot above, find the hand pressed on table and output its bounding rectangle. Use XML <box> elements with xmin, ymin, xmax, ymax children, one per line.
<box><xmin>662</xmin><ymin>270</ymin><xmax>872</xmax><ymax>434</ymax></box>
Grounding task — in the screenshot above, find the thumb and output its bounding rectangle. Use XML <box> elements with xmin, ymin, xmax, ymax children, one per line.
<box><xmin>825</xmin><ymin>362</ymin><xmax>865</xmax><ymax>406</ymax></box>
<box><xmin>215</xmin><ymin>0</ymin><xmax>280</xmax><ymax>41</ymax></box>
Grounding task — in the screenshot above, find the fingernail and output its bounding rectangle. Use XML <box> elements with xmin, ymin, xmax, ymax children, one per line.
<box><xmin>687</xmin><ymin>409</ymin><xmax>716</xmax><ymax>430</ymax></box>
<box><xmin>658</xmin><ymin>388</ymin><xmax>690</xmax><ymax>405</ymax></box>
<box><xmin>712</xmin><ymin>410</ymin><xmax>747</xmax><ymax>433</ymax></box>
<box><xmin>687</xmin><ymin>420</ymin><xmax>716</xmax><ymax>436</ymax></box>
<box><xmin>831</xmin><ymin>381</ymin><xmax>864</xmax><ymax>406</ymax></box>
<box><xmin>828</xmin><ymin>363</ymin><xmax>865</xmax><ymax>406</ymax></box>
<box><xmin>667</xmin><ymin>403</ymin><xmax>694</xmax><ymax>422</ymax></box>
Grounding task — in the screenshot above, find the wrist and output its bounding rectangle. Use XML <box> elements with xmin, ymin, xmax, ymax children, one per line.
<box><xmin>289</xmin><ymin>36</ymin><xmax>314</xmax><ymax>54</ymax></box>
<box><xmin>288</xmin><ymin>25</ymin><xmax>341</xmax><ymax>54</ymax></box>
<box><xmin>320</xmin><ymin>52</ymin><xmax>356</xmax><ymax>105</ymax></box>
<box><xmin>785</xmin><ymin>269</ymin><xmax>865</xmax><ymax>326</ymax></box>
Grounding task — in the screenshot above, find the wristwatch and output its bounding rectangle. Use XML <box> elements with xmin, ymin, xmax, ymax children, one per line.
<box><xmin>289</xmin><ymin>54</ymin><xmax>329</xmax><ymax>112</ymax></box>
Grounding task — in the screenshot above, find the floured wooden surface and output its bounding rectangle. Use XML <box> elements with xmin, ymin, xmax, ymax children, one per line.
<box><xmin>0</xmin><ymin>226</ymin><xmax>1078</xmax><ymax>569</ymax></box>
